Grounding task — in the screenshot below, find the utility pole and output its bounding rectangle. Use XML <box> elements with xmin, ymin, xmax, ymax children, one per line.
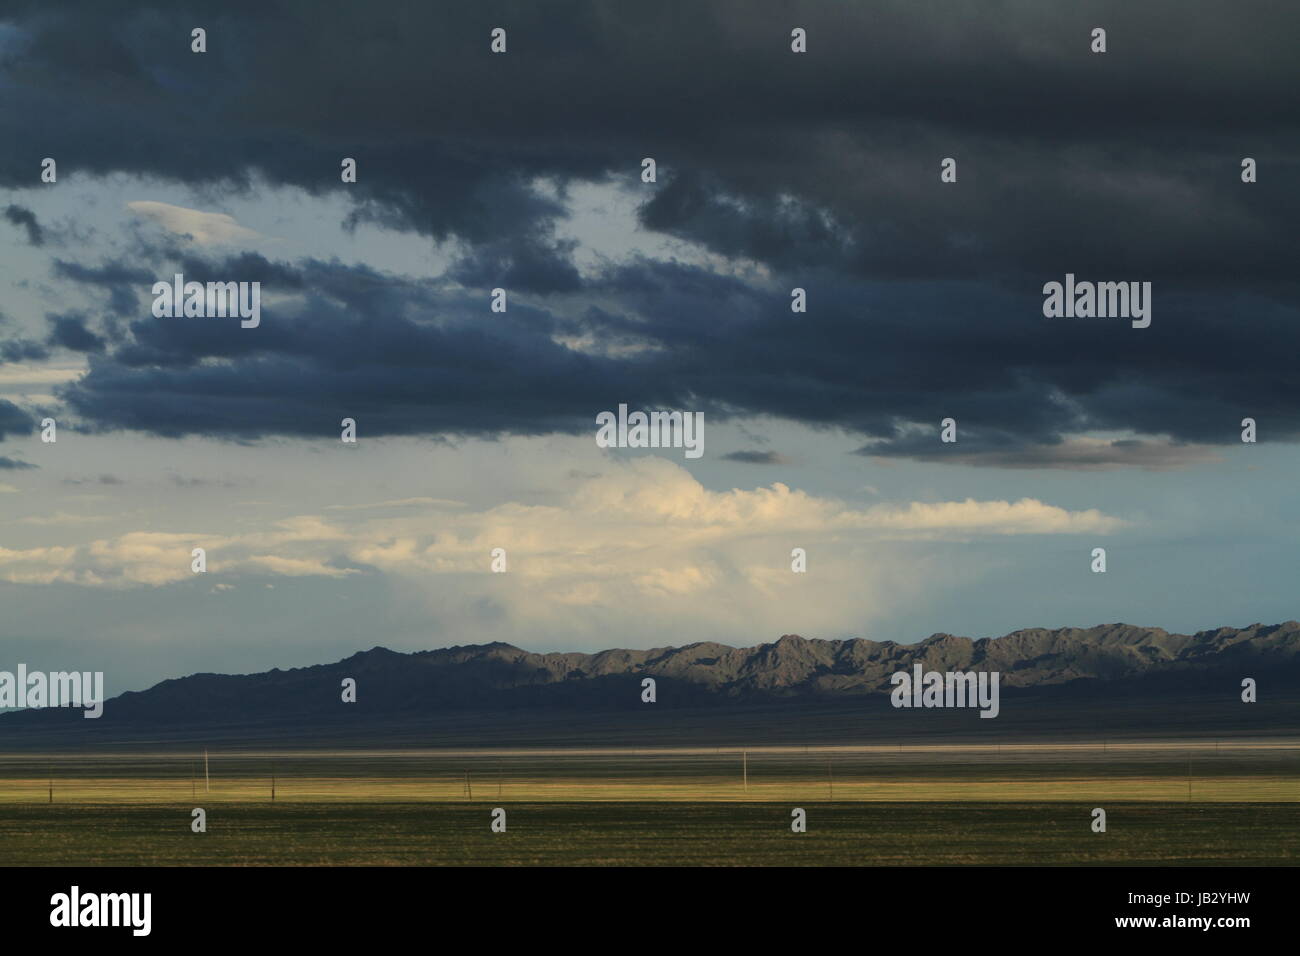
<box><xmin>743</xmin><ymin>751</ymin><xmax>748</xmax><ymax>793</ymax></box>
<box><xmin>827</xmin><ymin>754</ymin><xmax>833</xmax><ymax>801</ymax></box>
<box><xmin>204</xmin><ymin>749</ymin><xmax>210</xmax><ymax>793</ymax></box>
<box><xmin>271</xmin><ymin>760</ymin><xmax>276</xmax><ymax>802</ymax></box>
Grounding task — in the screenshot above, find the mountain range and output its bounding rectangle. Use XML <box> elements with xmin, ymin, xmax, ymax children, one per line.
<box><xmin>3</xmin><ymin>621</ymin><xmax>1296</xmax><ymax>749</ymax></box>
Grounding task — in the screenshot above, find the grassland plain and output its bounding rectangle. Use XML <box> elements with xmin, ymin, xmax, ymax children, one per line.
<box><xmin>0</xmin><ymin>741</ymin><xmax>1295</xmax><ymax>865</ymax></box>
<box><xmin>2</xmin><ymin>741</ymin><xmax>1297</xmax><ymax>803</ymax></box>
<box><xmin>0</xmin><ymin>802</ymin><xmax>1295</xmax><ymax>866</ymax></box>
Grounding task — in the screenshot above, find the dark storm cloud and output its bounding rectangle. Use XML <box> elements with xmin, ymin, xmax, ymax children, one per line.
<box><xmin>447</xmin><ymin>235</ymin><xmax>583</xmax><ymax>295</ymax></box>
<box><xmin>46</xmin><ymin>312</ymin><xmax>106</xmax><ymax>353</ymax></box>
<box><xmin>4</xmin><ymin>0</ymin><xmax>1295</xmax><ymax>276</ymax></box>
<box><xmin>0</xmin><ymin>456</ymin><xmax>37</xmax><ymax>470</ymax></box>
<box><xmin>3</xmin><ymin>204</ymin><xmax>43</xmax><ymax>246</ymax></box>
<box><xmin>52</xmin><ymin>260</ymin><xmax>155</xmax><ymax>287</ymax></box>
<box><xmin>0</xmin><ymin>399</ymin><xmax>35</xmax><ymax>440</ymax></box>
<box><xmin>52</xmin><ymin>249</ymin><xmax>1300</xmax><ymax>454</ymax></box>
<box><xmin>56</xmin><ymin>249</ymin><xmax>671</xmax><ymax>439</ymax></box>
<box><xmin>51</xmin><ymin>260</ymin><xmax>156</xmax><ymax>322</ymax></box>
<box><xmin>0</xmin><ymin>337</ymin><xmax>49</xmax><ymax>362</ymax></box>
<box><xmin>5</xmin><ymin>1</ymin><xmax>1300</xmax><ymax>462</ymax></box>
<box><xmin>721</xmin><ymin>450</ymin><xmax>791</xmax><ymax>465</ymax></box>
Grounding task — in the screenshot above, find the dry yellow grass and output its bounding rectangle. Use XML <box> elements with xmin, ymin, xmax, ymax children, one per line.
<box><xmin>2</xmin><ymin>738</ymin><xmax>1295</xmax><ymax>803</ymax></box>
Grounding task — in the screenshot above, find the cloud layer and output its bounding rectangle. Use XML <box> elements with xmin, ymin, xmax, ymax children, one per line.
<box><xmin>0</xmin><ymin>1</ymin><xmax>1296</xmax><ymax>467</ymax></box>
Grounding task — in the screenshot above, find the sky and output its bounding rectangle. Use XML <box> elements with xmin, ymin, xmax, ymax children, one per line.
<box><xmin>0</xmin><ymin>0</ymin><xmax>1298</xmax><ymax>695</ymax></box>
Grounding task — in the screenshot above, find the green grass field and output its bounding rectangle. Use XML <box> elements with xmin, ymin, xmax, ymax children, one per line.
<box><xmin>1</xmin><ymin>741</ymin><xmax>1295</xmax><ymax>864</ymax></box>
<box><xmin>0</xmin><ymin>802</ymin><xmax>1295</xmax><ymax>865</ymax></box>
